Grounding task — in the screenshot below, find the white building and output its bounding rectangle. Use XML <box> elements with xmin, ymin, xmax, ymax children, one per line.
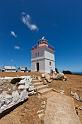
<box><xmin>17</xmin><ymin>67</ymin><xmax>27</xmax><ymax>72</ymax></box>
<box><xmin>3</xmin><ymin>66</ymin><xmax>16</xmax><ymax>72</ymax></box>
<box><xmin>31</xmin><ymin>37</ymin><xmax>55</xmax><ymax>73</ymax></box>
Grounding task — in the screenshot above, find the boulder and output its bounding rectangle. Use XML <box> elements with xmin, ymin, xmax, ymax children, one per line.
<box><xmin>18</xmin><ymin>76</ymin><xmax>32</xmax><ymax>86</ymax></box>
<box><xmin>60</xmin><ymin>90</ymin><xmax>64</xmax><ymax>94</ymax></box>
<box><xmin>54</xmin><ymin>73</ymin><xmax>64</xmax><ymax>80</ymax></box>
<box><xmin>18</xmin><ymin>85</ymin><xmax>25</xmax><ymax>90</ymax></box>
<box><xmin>45</xmin><ymin>74</ymin><xmax>52</xmax><ymax>83</ymax></box>
<box><xmin>63</xmin><ymin>76</ymin><xmax>67</xmax><ymax>81</ymax></box>
<box><xmin>0</xmin><ymin>99</ymin><xmax>5</xmax><ymax>108</ymax></box>
<box><xmin>43</xmin><ymin>79</ymin><xmax>47</xmax><ymax>85</ymax></box>
<box><xmin>0</xmin><ymin>91</ymin><xmax>12</xmax><ymax>105</ymax></box>
<box><xmin>0</xmin><ymin>92</ymin><xmax>12</xmax><ymax>111</ymax></box>
<box><xmin>79</xmin><ymin>106</ymin><xmax>82</xmax><ymax>110</ymax></box>
<box><xmin>51</xmin><ymin>73</ymin><xmax>56</xmax><ymax>79</ymax></box>
<box><xmin>41</xmin><ymin>101</ymin><xmax>46</xmax><ymax>105</ymax></box>
<box><xmin>41</xmin><ymin>73</ymin><xmax>45</xmax><ymax>78</ymax></box>
<box><xmin>4</xmin><ymin>94</ymin><xmax>12</xmax><ymax>105</ymax></box>
<box><xmin>28</xmin><ymin>90</ymin><xmax>35</xmax><ymax>95</ymax></box>
<box><xmin>25</xmin><ymin>76</ymin><xmax>32</xmax><ymax>84</ymax></box>
<box><xmin>45</xmin><ymin>73</ymin><xmax>51</xmax><ymax>82</ymax></box>
<box><xmin>0</xmin><ymin>92</ymin><xmax>6</xmax><ymax>107</ymax></box>
<box><xmin>79</xmin><ymin>97</ymin><xmax>82</xmax><ymax>102</ymax></box>
<box><xmin>13</xmin><ymin>86</ymin><xmax>17</xmax><ymax>91</ymax></box>
<box><xmin>18</xmin><ymin>79</ymin><xmax>26</xmax><ymax>85</ymax></box>
<box><xmin>70</xmin><ymin>91</ymin><xmax>80</xmax><ymax>101</ymax></box>
<box><xmin>47</xmin><ymin>79</ymin><xmax>52</xmax><ymax>83</ymax></box>
<box><xmin>12</xmin><ymin>91</ymin><xmax>20</xmax><ymax>102</ymax></box>
<box><xmin>24</xmin><ymin>83</ymin><xmax>29</xmax><ymax>89</ymax></box>
<box><xmin>1</xmin><ymin>104</ymin><xmax>8</xmax><ymax>111</ymax></box>
<box><xmin>28</xmin><ymin>85</ymin><xmax>35</xmax><ymax>91</ymax></box>
<box><xmin>20</xmin><ymin>90</ymin><xmax>28</xmax><ymax>101</ymax></box>
<box><xmin>38</xmin><ymin>76</ymin><xmax>42</xmax><ymax>82</ymax></box>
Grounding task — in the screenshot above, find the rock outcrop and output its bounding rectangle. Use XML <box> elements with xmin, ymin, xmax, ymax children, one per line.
<box><xmin>0</xmin><ymin>76</ymin><xmax>36</xmax><ymax>114</ymax></box>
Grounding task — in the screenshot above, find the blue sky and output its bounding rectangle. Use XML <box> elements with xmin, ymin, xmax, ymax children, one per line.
<box><xmin>0</xmin><ymin>0</ymin><xmax>82</xmax><ymax>72</ymax></box>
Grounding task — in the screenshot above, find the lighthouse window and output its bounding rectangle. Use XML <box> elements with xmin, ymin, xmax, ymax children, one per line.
<box><xmin>49</xmin><ymin>62</ymin><xmax>51</xmax><ymax>66</ymax></box>
<box><xmin>38</xmin><ymin>52</ymin><xmax>39</xmax><ymax>57</ymax></box>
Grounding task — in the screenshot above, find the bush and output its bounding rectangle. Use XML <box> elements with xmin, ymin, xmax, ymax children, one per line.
<box><xmin>63</xmin><ymin>70</ymin><xmax>72</xmax><ymax>74</ymax></box>
<box><xmin>10</xmin><ymin>78</ymin><xmax>22</xmax><ymax>84</ymax></box>
<box><xmin>55</xmin><ymin>68</ymin><xmax>59</xmax><ymax>73</ymax></box>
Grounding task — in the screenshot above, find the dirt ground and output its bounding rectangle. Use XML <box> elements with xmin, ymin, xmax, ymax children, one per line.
<box><xmin>0</xmin><ymin>72</ymin><xmax>45</xmax><ymax>124</ymax></box>
<box><xmin>0</xmin><ymin>72</ymin><xmax>82</xmax><ymax>123</ymax></box>
<box><xmin>0</xmin><ymin>95</ymin><xmax>46</xmax><ymax>124</ymax></box>
<box><xmin>0</xmin><ymin>72</ymin><xmax>42</xmax><ymax>77</ymax></box>
<box><xmin>48</xmin><ymin>74</ymin><xmax>82</xmax><ymax>123</ymax></box>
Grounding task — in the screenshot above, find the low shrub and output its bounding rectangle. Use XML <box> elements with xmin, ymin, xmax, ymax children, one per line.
<box><xmin>10</xmin><ymin>78</ymin><xmax>22</xmax><ymax>84</ymax></box>
<box><xmin>63</xmin><ymin>70</ymin><xmax>72</xmax><ymax>74</ymax></box>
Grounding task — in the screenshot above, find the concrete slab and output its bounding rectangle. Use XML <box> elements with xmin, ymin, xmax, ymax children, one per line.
<box><xmin>44</xmin><ymin>92</ymin><xmax>81</xmax><ymax>124</ymax></box>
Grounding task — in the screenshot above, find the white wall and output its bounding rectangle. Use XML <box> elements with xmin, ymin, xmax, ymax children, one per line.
<box><xmin>31</xmin><ymin>60</ymin><xmax>45</xmax><ymax>72</ymax></box>
<box><xmin>31</xmin><ymin>47</ymin><xmax>55</xmax><ymax>73</ymax></box>
<box><xmin>31</xmin><ymin>59</ymin><xmax>55</xmax><ymax>73</ymax></box>
<box><xmin>39</xmin><ymin>60</ymin><xmax>45</xmax><ymax>72</ymax></box>
<box><xmin>44</xmin><ymin>50</ymin><xmax>55</xmax><ymax>73</ymax></box>
<box><xmin>5</xmin><ymin>70</ymin><xmax>16</xmax><ymax>72</ymax></box>
<box><xmin>31</xmin><ymin>61</ymin><xmax>36</xmax><ymax>71</ymax></box>
<box><xmin>44</xmin><ymin>50</ymin><xmax>55</xmax><ymax>61</ymax></box>
<box><xmin>45</xmin><ymin>59</ymin><xmax>55</xmax><ymax>73</ymax></box>
<box><xmin>32</xmin><ymin>47</ymin><xmax>44</xmax><ymax>59</ymax></box>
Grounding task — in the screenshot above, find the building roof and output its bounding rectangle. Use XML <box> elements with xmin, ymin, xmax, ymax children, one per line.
<box><xmin>3</xmin><ymin>66</ymin><xmax>16</xmax><ymax>70</ymax></box>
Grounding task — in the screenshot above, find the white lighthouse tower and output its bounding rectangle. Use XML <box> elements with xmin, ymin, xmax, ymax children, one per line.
<box><xmin>31</xmin><ymin>37</ymin><xmax>55</xmax><ymax>73</ymax></box>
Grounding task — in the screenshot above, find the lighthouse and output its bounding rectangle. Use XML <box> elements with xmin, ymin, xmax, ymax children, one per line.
<box><xmin>31</xmin><ymin>37</ymin><xmax>55</xmax><ymax>73</ymax></box>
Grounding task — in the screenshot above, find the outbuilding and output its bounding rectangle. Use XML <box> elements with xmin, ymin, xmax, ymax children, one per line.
<box><xmin>3</xmin><ymin>66</ymin><xmax>16</xmax><ymax>72</ymax></box>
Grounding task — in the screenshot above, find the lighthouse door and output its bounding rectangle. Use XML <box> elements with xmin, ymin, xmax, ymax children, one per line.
<box><xmin>36</xmin><ymin>63</ymin><xmax>39</xmax><ymax>71</ymax></box>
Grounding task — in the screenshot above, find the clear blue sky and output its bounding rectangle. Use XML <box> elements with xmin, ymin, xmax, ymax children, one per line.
<box><xmin>0</xmin><ymin>0</ymin><xmax>82</xmax><ymax>72</ymax></box>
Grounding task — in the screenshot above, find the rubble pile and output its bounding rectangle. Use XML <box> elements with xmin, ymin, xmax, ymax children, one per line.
<box><xmin>41</xmin><ymin>72</ymin><xmax>67</xmax><ymax>84</ymax></box>
<box><xmin>0</xmin><ymin>76</ymin><xmax>36</xmax><ymax>114</ymax></box>
<box><xmin>51</xmin><ymin>72</ymin><xmax>67</xmax><ymax>81</ymax></box>
<box><xmin>70</xmin><ymin>91</ymin><xmax>82</xmax><ymax>102</ymax></box>
<box><xmin>70</xmin><ymin>91</ymin><xmax>80</xmax><ymax>101</ymax></box>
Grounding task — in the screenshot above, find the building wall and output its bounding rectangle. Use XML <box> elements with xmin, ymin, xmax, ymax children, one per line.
<box><xmin>45</xmin><ymin>59</ymin><xmax>55</xmax><ymax>73</ymax></box>
<box><xmin>44</xmin><ymin>50</ymin><xmax>55</xmax><ymax>61</ymax></box>
<box><xmin>44</xmin><ymin>50</ymin><xmax>55</xmax><ymax>73</ymax></box>
<box><xmin>4</xmin><ymin>70</ymin><xmax>16</xmax><ymax>72</ymax></box>
<box><xmin>31</xmin><ymin>59</ymin><xmax>45</xmax><ymax>72</ymax></box>
<box><xmin>32</xmin><ymin>47</ymin><xmax>44</xmax><ymax>59</ymax></box>
<box><xmin>31</xmin><ymin>58</ymin><xmax>55</xmax><ymax>73</ymax></box>
<box><xmin>31</xmin><ymin>61</ymin><xmax>36</xmax><ymax>71</ymax></box>
<box><xmin>31</xmin><ymin>47</ymin><xmax>55</xmax><ymax>73</ymax></box>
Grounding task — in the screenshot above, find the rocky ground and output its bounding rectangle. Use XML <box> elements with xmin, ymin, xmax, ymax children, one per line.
<box><xmin>48</xmin><ymin>74</ymin><xmax>82</xmax><ymax>123</ymax></box>
<box><xmin>0</xmin><ymin>72</ymin><xmax>82</xmax><ymax>123</ymax></box>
